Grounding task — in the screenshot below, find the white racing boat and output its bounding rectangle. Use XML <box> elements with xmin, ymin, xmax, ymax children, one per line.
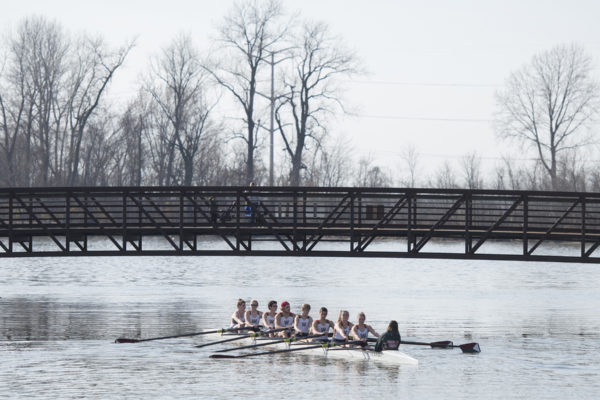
<box><xmin>301</xmin><ymin>345</ymin><xmax>418</xmax><ymax>365</ymax></box>
<box><xmin>204</xmin><ymin>331</ymin><xmax>418</xmax><ymax>365</ymax></box>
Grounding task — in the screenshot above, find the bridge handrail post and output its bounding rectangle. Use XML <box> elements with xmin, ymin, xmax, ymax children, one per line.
<box><xmin>66</xmin><ymin>189</ymin><xmax>70</xmax><ymax>252</ymax></box>
<box><xmin>179</xmin><ymin>189</ymin><xmax>184</xmax><ymax>252</ymax></box>
<box><xmin>407</xmin><ymin>191</ymin><xmax>412</xmax><ymax>253</ymax></box>
<box><xmin>236</xmin><ymin>189</ymin><xmax>240</xmax><ymax>251</ymax></box>
<box><xmin>122</xmin><ymin>189</ymin><xmax>127</xmax><ymax>251</ymax></box>
<box><xmin>293</xmin><ymin>190</ymin><xmax>298</xmax><ymax>251</ymax></box>
<box><xmin>8</xmin><ymin>190</ymin><xmax>13</xmax><ymax>253</ymax></box>
<box><xmin>522</xmin><ymin>194</ymin><xmax>528</xmax><ymax>257</ymax></box>
<box><xmin>581</xmin><ymin>195</ymin><xmax>586</xmax><ymax>257</ymax></box>
<box><xmin>465</xmin><ymin>192</ymin><xmax>471</xmax><ymax>254</ymax></box>
<box><xmin>350</xmin><ymin>190</ymin><xmax>355</xmax><ymax>251</ymax></box>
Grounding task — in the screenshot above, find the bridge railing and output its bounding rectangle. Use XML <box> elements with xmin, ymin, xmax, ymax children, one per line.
<box><xmin>1</xmin><ymin>186</ymin><xmax>600</xmax><ymax>262</ymax></box>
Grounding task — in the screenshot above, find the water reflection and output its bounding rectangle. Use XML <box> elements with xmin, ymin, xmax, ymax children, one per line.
<box><xmin>0</xmin><ymin>297</ymin><xmax>210</xmax><ymax>341</ymax></box>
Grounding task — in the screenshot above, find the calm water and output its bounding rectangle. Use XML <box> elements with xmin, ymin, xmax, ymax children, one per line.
<box><xmin>1</xmin><ymin>239</ymin><xmax>599</xmax><ymax>399</ymax></box>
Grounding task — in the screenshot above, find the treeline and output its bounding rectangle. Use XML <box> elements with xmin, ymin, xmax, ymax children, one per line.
<box><xmin>1</xmin><ymin>2</ymin><xmax>599</xmax><ymax>191</ymax></box>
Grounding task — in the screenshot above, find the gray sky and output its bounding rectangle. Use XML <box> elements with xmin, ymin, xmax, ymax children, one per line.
<box><xmin>3</xmin><ymin>0</ymin><xmax>600</xmax><ymax>182</ymax></box>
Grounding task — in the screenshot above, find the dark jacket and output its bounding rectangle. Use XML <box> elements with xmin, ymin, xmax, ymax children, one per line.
<box><xmin>374</xmin><ymin>331</ymin><xmax>401</xmax><ymax>352</ymax></box>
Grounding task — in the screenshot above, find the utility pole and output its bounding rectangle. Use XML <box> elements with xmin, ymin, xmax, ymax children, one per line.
<box><xmin>270</xmin><ymin>52</ymin><xmax>275</xmax><ymax>186</ymax></box>
<box><xmin>257</xmin><ymin>48</ymin><xmax>293</xmax><ymax>186</ymax></box>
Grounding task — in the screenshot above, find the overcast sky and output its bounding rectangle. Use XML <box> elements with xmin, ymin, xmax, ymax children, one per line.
<box><xmin>3</xmin><ymin>0</ymin><xmax>600</xmax><ymax>182</ymax></box>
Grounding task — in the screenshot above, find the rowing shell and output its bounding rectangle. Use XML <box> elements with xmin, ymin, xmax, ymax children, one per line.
<box><xmin>296</xmin><ymin>346</ymin><xmax>418</xmax><ymax>365</ymax></box>
<box><xmin>202</xmin><ymin>332</ymin><xmax>418</xmax><ymax>365</ymax></box>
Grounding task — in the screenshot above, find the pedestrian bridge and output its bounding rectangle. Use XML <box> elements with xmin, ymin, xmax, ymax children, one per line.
<box><xmin>1</xmin><ymin>186</ymin><xmax>599</xmax><ymax>263</ymax></box>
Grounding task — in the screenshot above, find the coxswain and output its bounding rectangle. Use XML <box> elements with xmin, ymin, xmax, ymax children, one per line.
<box><xmin>310</xmin><ymin>307</ymin><xmax>334</xmax><ymax>342</ymax></box>
<box><xmin>244</xmin><ymin>299</ymin><xmax>263</xmax><ymax>328</ymax></box>
<box><xmin>294</xmin><ymin>304</ymin><xmax>313</xmax><ymax>338</ymax></box>
<box><xmin>350</xmin><ymin>312</ymin><xmax>379</xmax><ymax>344</ymax></box>
<box><xmin>333</xmin><ymin>310</ymin><xmax>353</xmax><ymax>344</ymax></box>
<box><xmin>261</xmin><ymin>300</ymin><xmax>278</xmax><ymax>335</ymax></box>
<box><xmin>275</xmin><ymin>301</ymin><xmax>295</xmax><ymax>338</ymax></box>
<box><xmin>374</xmin><ymin>320</ymin><xmax>401</xmax><ymax>352</ymax></box>
<box><xmin>230</xmin><ymin>298</ymin><xmax>246</xmax><ymax>329</ymax></box>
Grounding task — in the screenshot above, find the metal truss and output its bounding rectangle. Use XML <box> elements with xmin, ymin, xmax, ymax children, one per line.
<box><xmin>1</xmin><ymin>186</ymin><xmax>600</xmax><ymax>263</ymax></box>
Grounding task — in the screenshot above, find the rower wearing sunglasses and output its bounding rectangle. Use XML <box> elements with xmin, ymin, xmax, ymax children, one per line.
<box><xmin>244</xmin><ymin>299</ymin><xmax>263</xmax><ymax>328</ymax></box>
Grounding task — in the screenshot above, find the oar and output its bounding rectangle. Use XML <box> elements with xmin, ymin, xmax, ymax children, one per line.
<box><xmin>115</xmin><ymin>326</ymin><xmax>260</xmax><ymax>344</ymax></box>
<box><xmin>215</xmin><ymin>333</ymin><xmax>330</xmax><ymax>353</ymax></box>
<box><xmin>210</xmin><ymin>340</ymin><xmax>365</xmax><ymax>359</ymax></box>
<box><xmin>193</xmin><ymin>327</ymin><xmax>288</xmax><ymax>349</ymax></box>
<box><xmin>401</xmin><ymin>340</ymin><xmax>481</xmax><ymax>353</ymax></box>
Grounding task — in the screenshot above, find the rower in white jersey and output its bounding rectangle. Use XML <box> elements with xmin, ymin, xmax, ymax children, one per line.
<box><xmin>261</xmin><ymin>300</ymin><xmax>278</xmax><ymax>336</ymax></box>
<box><xmin>294</xmin><ymin>304</ymin><xmax>313</xmax><ymax>337</ymax></box>
<box><xmin>275</xmin><ymin>301</ymin><xmax>295</xmax><ymax>338</ymax></box>
<box><xmin>333</xmin><ymin>310</ymin><xmax>353</xmax><ymax>344</ymax></box>
<box><xmin>244</xmin><ymin>299</ymin><xmax>263</xmax><ymax>328</ymax></box>
<box><xmin>350</xmin><ymin>312</ymin><xmax>379</xmax><ymax>344</ymax></box>
<box><xmin>230</xmin><ymin>298</ymin><xmax>246</xmax><ymax>328</ymax></box>
<box><xmin>310</xmin><ymin>307</ymin><xmax>334</xmax><ymax>342</ymax></box>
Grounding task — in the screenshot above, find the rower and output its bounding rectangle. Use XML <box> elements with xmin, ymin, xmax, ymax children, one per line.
<box><xmin>275</xmin><ymin>301</ymin><xmax>295</xmax><ymax>338</ymax></box>
<box><xmin>333</xmin><ymin>310</ymin><xmax>353</xmax><ymax>344</ymax></box>
<box><xmin>261</xmin><ymin>300</ymin><xmax>278</xmax><ymax>336</ymax></box>
<box><xmin>230</xmin><ymin>298</ymin><xmax>246</xmax><ymax>329</ymax></box>
<box><xmin>310</xmin><ymin>307</ymin><xmax>334</xmax><ymax>342</ymax></box>
<box><xmin>294</xmin><ymin>304</ymin><xmax>313</xmax><ymax>338</ymax></box>
<box><xmin>350</xmin><ymin>312</ymin><xmax>379</xmax><ymax>344</ymax></box>
<box><xmin>374</xmin><ymin>320</ymin><xmax>401</xmax><ymax>352</ymax></box>
<box><xmin>244</xmin><ymin>299</ymin><xmax>263</xmax><ymax>328</ymax></box>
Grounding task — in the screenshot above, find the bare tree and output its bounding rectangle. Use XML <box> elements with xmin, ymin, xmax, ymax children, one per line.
<box><xmin>0</xmin><ymin>32</ymin><xmax>30</xmax><ymax>186</ymax></box>
<box><xmin>63</xmin><ymin>36</ymin><xmax>132</xmax><ymax>186</ymax></box>
<box><xmin>0</xmin><ymin>16</ymin><xmax>132</xmax><ymax>187</ymax></box>
<box><xmin>496</xmin><ymin>44</ymin><xmax>599</xmax><ymax>190</ymax></box>
<box><xmin>210</xmin><ymin>0</ymin><xmax>286</xmax><ymax>184</ymax></box>
<box><xmin>12</xmin><ymin>17</ymin><xmax>69</xmax><ymax>186</ymax></box>
<box><xmin>460</xmin><ymin>151</ymin><xmax>483</xmax><ymax>189</ymax></box>
<box><xmin>433</xmin><ymin>160</ymin><xmax>458</xmax><ymax>189</ymax></box>
<box><xmin>354</xmin><ymin>156</ymin><xmax>391</xmax><ymax>187</ymax></box>
<box><xmin>113</xmin><ymin>95</ymin><xmax>148</xmax><ymax>186</ymax></box>
<box><xmin>557</xmin><ymin>148</ymin><xmax>587</xmax><ymax>191</ymax></box>
<box><xmin>275</xmin><ymin>21</ymin><xmax>359</xmax><ymax>186</ymax></box>
<box><xmin>399</xmin><ymin>143</ymin><xmax>420</xmax><ymax>187</ymax></box>
<box><xmin>304</xmin><ymin>135</ymin><xmax>352</xmax><ymax>186</ymax></box>
<box><xmin>146</xmin><ymin>34</ymin><xmax>216</xmax><ymax>186</ymax></box>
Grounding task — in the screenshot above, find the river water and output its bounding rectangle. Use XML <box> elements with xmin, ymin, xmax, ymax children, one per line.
<box><xmin>1</xmin><ymin>239</ymin><xmax>599</xmax><ymax>399</ymax></box>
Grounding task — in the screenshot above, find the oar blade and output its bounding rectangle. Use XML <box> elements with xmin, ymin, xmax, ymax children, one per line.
<box><xmin>458</xmin><ymin>342</ymin><xmax>481</xmax><ymax>353</ymax></box>
<box><xmin>115</xmin><ymin>338</ymin><xmax>140</xmax><ymax>343</ymax></box>
<box><xmin>210</xmin><ymin>354</ymin><xmax>238</xmax><ymax>359</ymax></box>
<box><xmin>429</xmin><ymin>340</ymin><xmax>453</xmax><ymax>349</ymax></box>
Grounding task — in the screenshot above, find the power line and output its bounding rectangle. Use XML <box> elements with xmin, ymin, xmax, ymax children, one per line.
<box><xmin>350</xmin><ymin>113</ymin><xmax>493</xmax><ymax>123</ymax></box>
<box><xmin>347</xmin><ymin>80</ymin><xmax>501</xmax><ymax>88</ymax></box>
